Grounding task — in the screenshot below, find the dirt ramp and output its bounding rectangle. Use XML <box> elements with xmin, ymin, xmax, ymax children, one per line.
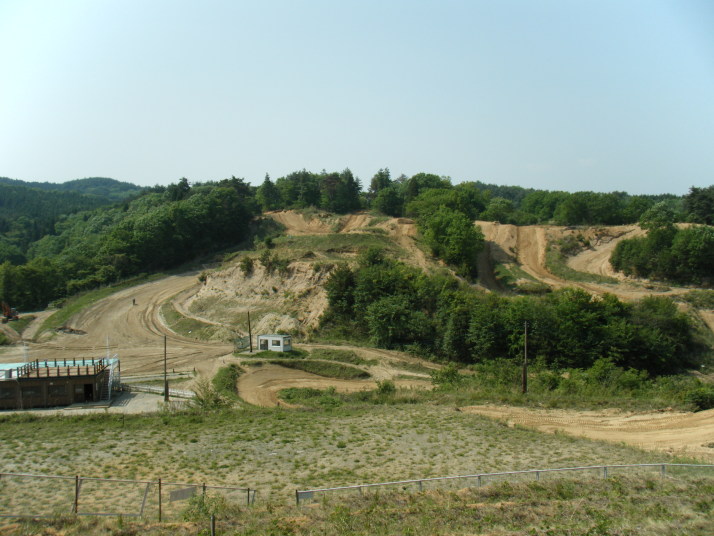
<box><xmin>568</xmin><ymin>226</ymin><xmax>644</xmax><ymax>278</ymax></box>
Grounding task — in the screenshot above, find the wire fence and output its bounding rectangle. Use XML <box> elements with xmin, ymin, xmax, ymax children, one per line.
<box><xmin>0</xmin><ymin>472</ymin><xmax>255</xmax><ymax>520</ymax></box>
<box><xmin>295</xmin><ymin>463</ymin><xmax>714</xmax><ymax>505</ymax></box>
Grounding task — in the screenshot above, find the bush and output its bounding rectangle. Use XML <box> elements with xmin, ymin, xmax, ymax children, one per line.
<box><xmin>376</xmin><ymin>379</ymin><xmax>396</xmax><ymax>395</ymax></box>
<box><xmin>431</xmin><ymin>363</ymin><xmax>463</xmax><ymax>387</ymax></box>
<box><xmin>190</xmin><ymin>378</ymin><xmax>231</xmax><ymax>410</ymax></box>
<box><xmin>239</xmin><ymin>256</ymin><xmax>254</xmax><ymax>276</ymax></box>
<box><xmin>211</xmin><ymin>364</ymin><xmax>242</xmax><ymax>398</ymax></box>
<box><xmin>684</xmin><ymin>386</ymin><xmax>714</xmax><ymax>411</ymax></box>
<box><xmin>181</xmin><ymin>492</ymin><xmax>228</xmax><ymax>522</ymax></box>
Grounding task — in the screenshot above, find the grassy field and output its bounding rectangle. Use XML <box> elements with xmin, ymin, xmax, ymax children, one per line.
<box><xmin>0</xmin><ymin>404</ymin><xmax>688</xmax><ymax>499</ymax></box>
<box><xmin>9</xmin><ymin>475</ymin><xmax>711</xmax><ymax>535</ymax></box>
<box><xmin>1</xmin><ymin>403</ymin><xmax>712</xmax><ymax>535</ymax></box>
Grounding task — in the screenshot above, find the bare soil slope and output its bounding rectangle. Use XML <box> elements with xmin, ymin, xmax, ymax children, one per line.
<box><xmin>476</xmin><ymin>221</ymin><xmax>687</xmax><ymax>301</ymax></box>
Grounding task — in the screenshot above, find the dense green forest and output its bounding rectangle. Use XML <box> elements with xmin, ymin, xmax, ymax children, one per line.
<box><xmin>257</xmin><ymin>168</ymin><xmax>689</xmax><ymax>226</ymax></box>
<box><xmin>0</xmin><ymin>177</ymin><xmax>144</xmax><ymax>265</ymax></box>
<box><xmin>322</xmin><ymin>249</ymin><xmax>701</xmax><ymax>376</ymax></box>
<box><xmin>611</xmin><ymin>202</ymin><xmax>714</xmax><ymax>284</ymax></box>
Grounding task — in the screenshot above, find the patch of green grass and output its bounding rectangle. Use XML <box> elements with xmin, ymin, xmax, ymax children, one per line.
<box><xmin>212</xmin><ymin>364</ymin><xmax>243</xmax><ymax>399</ymax></box>
<box><xmin>5</xmin><ymin>315</ymin><xmax>36</xmax><ymax>336</ymax></box>
<box><xmin>272</xmin><ymin>233</ymin><xmax>402</xmax><ymax>260</ymax></box>
<box><xmin>545</xmin><ymin>244</ymin><xmax>618</xmax><ymax>284</ymax></box>
<box><xmin>39</xmin><ymin>274</ymin><xmax>166</xmax><ymax>335</ymax></box>
<box><xmin>279</xmin><ymin>387</ymin><xmax>344</xmax><ymax>408</ymax></box>
<box><xmin>309</xmin><ymin>348</ymin><xmax>378</xmax><ymax>366</ymax></box>
<box><xmin>160</xmin><ymin>302</ymin><xmax>223</xmax><ymax>340</ymax></box>
<box><xmin>679</xmin><ymin>290</ymin><xmax>714</xmax><ymax>309</ymax></box>
<box><xmin>494</xmin><ymin>263</ymin><xmax>552</xmax><ymax>294</ymax></box>
<box><xmin>269</xmin><ymin>359</ymin><xmax>370</xmax><ymax>379</ymax></box>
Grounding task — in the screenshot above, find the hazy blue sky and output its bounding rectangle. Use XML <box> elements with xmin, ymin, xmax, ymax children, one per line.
<box><xmin>1</xmin><ymin>0</ymin><xmax>712</xmax><ymax>194</ymax></box>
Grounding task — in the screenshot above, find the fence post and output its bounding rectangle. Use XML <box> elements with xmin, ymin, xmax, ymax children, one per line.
<box><xmin>477</xmin><ymin>475</ymin><xmax>482</xmax><ymax>487</ymax></box>
<box><xmin>535</xmin><ymin>471</ymin><xmax>539</xmax><ymax>481</ymax></box>
<box><xmin>418</xmin><ymin>481</ymin><xmax>423</xmax><ymax>492</ymax></box>
<box><xmin>73</xmin><ymin>476</ymin><xmax>80</xmax><ymax>514</ymax></box>
<box><xmin>603</xmin><ymin>466</ymin><xmax>608</xmax><ymax>479</ymax></box>
<box><xmin>295</xmin><ymin>490</ymin><xmax>300</xmax><ymax>506</ymax></box>
<box><xmin>210</xmin><ymin>514</ymin><xmax>216</xmax><ymax>536</ymax></box>
<box><xmin>661</xmin><ymin>464</ymin><xmax>666</xmax><ymax>478</ymax></box>
<box><xmin>158</xmin><ymin>478</ymin><xmax>162</xmax><ymax>522</ymax></box>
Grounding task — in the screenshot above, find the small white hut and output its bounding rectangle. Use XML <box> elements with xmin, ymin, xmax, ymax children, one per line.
<box><xmin>257</xmin><ymin>334</ymin><xmax>292</xmax><ymax>352</ymax></box>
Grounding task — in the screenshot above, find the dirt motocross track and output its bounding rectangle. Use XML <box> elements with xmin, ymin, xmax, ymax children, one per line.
<box><xmin>4</xmin><ymin>212</ymin><xmax>713</xmax><ymax>461</ymax></box>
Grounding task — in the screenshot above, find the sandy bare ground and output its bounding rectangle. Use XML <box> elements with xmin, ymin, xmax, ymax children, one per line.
<box><xmin>568</xmin><ymin>226</ymin><xmax>646</xmax><ymax>278</ymax></box>
<box><xmin>1</xmin><ymin>274</ymin><xmax>233</xmax><ymax>376</ymax></box>
<box><xmin>461</xmin><ymin>405</ymin><xmax>714</xmax><ymax>462</ymax></box>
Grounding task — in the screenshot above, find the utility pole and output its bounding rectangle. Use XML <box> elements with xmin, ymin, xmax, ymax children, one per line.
<box><xmin>247</xmin><ymin>311</ymin><xmax>253</xmax><ymax>353</ymax></box>
<box><xmin>163</xmin><ymin>335</ymin><xmax>169</xmax><ymax>402</ymax></box>
<box><xmin>521</xmin><ymin>321</ymin><xmax>528</xmax><ymax>394</ymax></box>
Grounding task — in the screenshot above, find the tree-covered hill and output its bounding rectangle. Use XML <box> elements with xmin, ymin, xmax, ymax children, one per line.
<box><xmin>0</xmin><ymin>177</ymin><xmax>259</xmax><ymax>310</ymax></box>
<box><xmin>0</xmin><ymin>177</ymin><xmax>145</xmax><ymax>265</ymax></box>
<box><xmin>0</xmin><ymin>176</ymin><xmax>143</xmax><ymax>202</ymax></box>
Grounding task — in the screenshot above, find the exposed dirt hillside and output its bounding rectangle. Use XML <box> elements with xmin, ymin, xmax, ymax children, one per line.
<box><xmin>476</xmin><ymin>221</ymin><xmax>690</xmax><ymax>302</ymax></box>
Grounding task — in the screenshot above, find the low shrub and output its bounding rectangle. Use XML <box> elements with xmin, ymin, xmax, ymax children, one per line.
<box><xmin>684</xmin><ymin>386</ymin><xmax>714</xmax><ymax>411</ymax></box>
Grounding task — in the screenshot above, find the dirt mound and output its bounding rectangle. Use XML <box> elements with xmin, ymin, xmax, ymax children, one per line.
<box><xmin>184</xmin><ymin>261</ymin><xmax>330</xmax><ymax>335</ymax></box>
<box><xmin>461</xmin><ymin>405</ymin><xmax>714</xmax><ymax>461</ymax></box>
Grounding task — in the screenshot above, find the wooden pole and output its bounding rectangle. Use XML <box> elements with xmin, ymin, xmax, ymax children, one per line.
<box><xmin>248</xmin><ymin>311</ymin><xmax>253</xmax><ymax>353</ymax></box>
<box><xmin>164</xmin><ymin>336</ymin><xmax>169</xmax><ymax>402</ymax></box>
<box><xmin>521</xmin><ymin>321</ymin><xmax>528</xmax><ymax>394</ymax></box>
<box><xmin>158</xmin><ymin>478</ymin><xmax>162</xmax><ymax>522</ymax></box>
